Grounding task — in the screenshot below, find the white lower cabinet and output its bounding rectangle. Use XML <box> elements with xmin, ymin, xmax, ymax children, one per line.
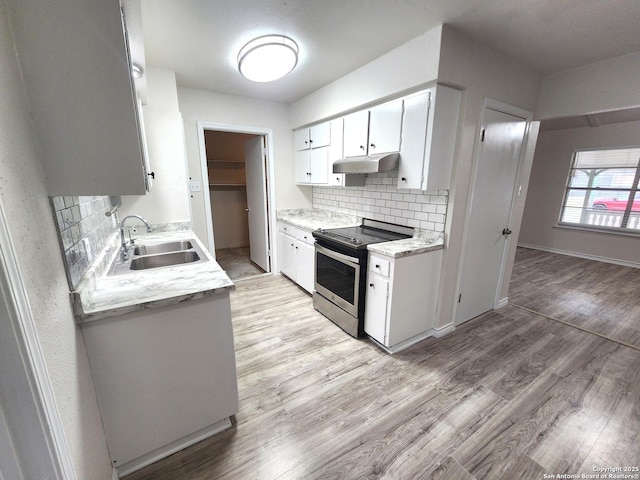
<box><xmin>364</xmin><ymin>250</ymin><xmax>443</xmax><ymax>352</ymax></box>
<box><xmin>277</xmin><ymin>222</ymin><xmax>315</xmax><ymax>293</ymax></box>
<box><xmin>82</xmin><ymin>294</ymin><xmax>238</xmax><ymax>476</ymax></box>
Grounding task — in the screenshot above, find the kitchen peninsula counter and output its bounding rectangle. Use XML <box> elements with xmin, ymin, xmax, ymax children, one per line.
<box><xmin>72</xmin><ymin>229</ymin><xmax>234</xmax><ymax>322</ymax></box>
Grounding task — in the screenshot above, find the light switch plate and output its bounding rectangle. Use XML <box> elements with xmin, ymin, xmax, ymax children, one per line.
<box><xmin>189</xmin><ymin>181</ymin><xmax>202</xmax><ymax>192</ymax></box>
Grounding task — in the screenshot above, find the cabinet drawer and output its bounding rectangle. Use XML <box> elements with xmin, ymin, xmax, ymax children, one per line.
<box><xmin>296</xmin><ymin>228</ymin><xmax>314</xmax><ymax>246</ymax></box>
<box><xmin>278</xmin><ymin>222</ymin><xmax>294</xmax><ymax>236</ymax></box>
<box><xmin>369</xmin><ymin>255</ymin><xmax>390</xmax><ymax>277</ymax></box>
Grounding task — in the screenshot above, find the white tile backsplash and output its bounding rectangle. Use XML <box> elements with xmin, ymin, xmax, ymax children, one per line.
<box><xmin>313</xmin><ymin>171</ymin><xmax>448</xmax><ymax>231</ymax></box>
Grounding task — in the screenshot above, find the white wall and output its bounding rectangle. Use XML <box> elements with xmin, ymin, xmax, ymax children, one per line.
<box><xmin>120</xmin><ymin>68</ymin><xmax>192</xmax><ymax>225</ymax></box>
<box><xmin>0</xmin><ymin>1</ymin><xmax>112</xmax><ymax>478</ymax></box>
<box><xmin>536</xmin><ymin>52</ymin><xmax>640</xmax><ymax>120</ymax></box>
<box><xmin>178</xmin><ymin>88</ymin><xmax>310</xmax><ymax>252</ymax></box>
<box><xmin>518</xmin><ymin>121</ymin><xmax>640</xmax><ymax>266</ymax></box>
<box><xmin>436</xmin><ymin>25</ymin><xmax>542</xmax><ymax>327</ymax></box>
<box><xmin>289</xmin><ymin>26</ymin><xmax>442</xmax><ymax>128</ymax></box>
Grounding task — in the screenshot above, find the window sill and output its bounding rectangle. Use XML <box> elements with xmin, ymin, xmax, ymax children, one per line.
<box><xmin>554</xmin><ymin>223</ymin><xmax>640</xmax><ymax>238</ymax></box>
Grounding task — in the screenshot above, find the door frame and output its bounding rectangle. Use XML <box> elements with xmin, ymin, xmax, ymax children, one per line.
<box><xmin>453</xmin><ymin>98</ymin><xmax>533</xmax><ymax>325</ymax></box>
<box><xmin>0</xmin><ymin>199</ymin><xmax>76</xmax><ymax>479</ymax></box>
<box><xmin>196</xmin><ymin>121</ymin><xmax>276</xmax><ymax>272</ymax></box>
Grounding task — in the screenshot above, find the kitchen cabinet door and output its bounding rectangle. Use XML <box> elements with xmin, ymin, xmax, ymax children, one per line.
<box><xmin>309</xmin><ymin>148</ymin><xmax>329</xmax><ymax>184</ymax></box>
<box><xmin>10</xmin><ymin>0</ymin><xmax>147</xmax><ymax>195</ymax></box>
<box><xmin>364</xmin><ymin>274</ymin><xmax>389</xmax><ymax>345</ymax></box>
<box><xmin>295</xmin><ymin>241</ymin><xmax>315</xmax><ymax>294</ymax></box>
<box><xmin>294</xmin><ymin>129</ymin><xmax>311</xmax><ymax>151</ymax></box>
<box><xmin>295</xmin><ymin>150</ymin><xmax>311</xmax><ymax>184</ymax></box>
<box><xmin>343</xmin><ymin>110</ymin><xmax>370</xmax><ymax>157</ymax></box>
<box><xmin>294</xmin><ymin>122</ymin><xmax>330</xmax><ymax>151</ymax></box>
<box><xmin>398</xmin><ymin>91</ymin><xmax>431</xmax><ymax>189</ymax></box>
<box><xmin>277</xmin><ymin>230</ymin><xmax>297</xmax><ymax>279</ymax></box>
<box><xmin>309</xmin><ymin>122</ymin><xmax>331</xmax><ymax>149</ymax></box>
<box><xmin>368</xmin><ymin>99</ymin><xmax>403</xmax><ymax>155</ymax></box>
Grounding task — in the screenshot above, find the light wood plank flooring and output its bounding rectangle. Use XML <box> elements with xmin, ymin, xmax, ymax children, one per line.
<box><xmin>510</xmin><ymin>247</ymin><xmax>640</xmax><ymax>349</ymax></box>
<box><xmin>124</xmin><ymin>272</ymin><xmax>640</xmax><ymax>480</ymax></box>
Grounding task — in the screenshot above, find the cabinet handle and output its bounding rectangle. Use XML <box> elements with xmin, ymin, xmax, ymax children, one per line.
<box><xmin>360</xmin><ymin>145</ymin><xmax>365</xmax><ymax>150</ymax></box>
<box><xmin>309</xmin><ymin>139</ymin><xmax>313</xmax><ymax>144</ymax></box>
<box><xmin>290</xmin><ymin>243</ymin><xmax>294</xmax><ymax>247</ymax></box>
<box><xmin>375</xmin><ymin>264</ymin><xmax>380</xmax><ymax>268</ymax></box>
<box><xmin>401</xmin><ymin>177</ymin><xmax>407</xmax><ymax>182</ymax></box>
<box><xmin>336</xmin><ymin>177</ymin><xmax>340</xmax><ymax>181</ymax></box>
<box><xmin>295</xmin><ymin>246</ymin><xmax>298</xmax><ymax>250</ymax></box>
<box><xmin>148</xmin><ymin>171</ymin><xmax>155</xmax><ymax>179</ymax></box>
<box><xmin>370</xmin><ymin>143</ymin><xmax>375</xmax><ymax>149</ymax></box>
<box><xmin>369</xmin><ymin>283</ymin><xmax>374</xmax><ymax>287</ymax></box>
<box><xmin>304</xmin><ymin>236</ymin><xmax>307</xmax><ymax>239</ymax></box>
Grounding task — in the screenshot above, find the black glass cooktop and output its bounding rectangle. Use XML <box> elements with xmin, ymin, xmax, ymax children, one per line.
<box><xmin>313</xmin><ymin>218</ymin><xmax>413</xmax><ymax>249</ymax></box>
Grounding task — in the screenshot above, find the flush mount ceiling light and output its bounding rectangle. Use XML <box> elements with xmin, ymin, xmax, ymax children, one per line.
<box><xmin>237</xmin><ymin>35</ymin><xmax>299</xmax><ymax>82</ymax></box>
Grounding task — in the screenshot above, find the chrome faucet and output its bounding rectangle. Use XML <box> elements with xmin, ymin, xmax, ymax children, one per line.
<box><xmin>120</xmin><ymin>214</ymin><xmax>152</xmax><ymax>261</ymax></box>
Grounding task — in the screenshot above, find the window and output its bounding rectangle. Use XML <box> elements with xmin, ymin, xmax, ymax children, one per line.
<box><xmin>559</xmin><ymin>147</ymin><xmax>640</xmax><ymax>233</ymax></box>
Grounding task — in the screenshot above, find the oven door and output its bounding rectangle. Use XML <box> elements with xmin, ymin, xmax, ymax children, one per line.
<box><xmin>314</xmin><ymin>243</ymin><xmax>360</xmax><ymax>318</ymax></box>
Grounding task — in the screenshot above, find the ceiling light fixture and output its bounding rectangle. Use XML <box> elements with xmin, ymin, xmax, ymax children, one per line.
<box><xmin>237</xmin><ymin>35</ymin><xmax>299</xmax><ymax>82</ymax></box>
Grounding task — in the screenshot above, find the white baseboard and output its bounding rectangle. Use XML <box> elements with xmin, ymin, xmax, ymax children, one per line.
<box><xmin>517</xmin><ymin>243</ymin><xmax>640</xmax><ymax>269</ymax></box>
<box><xmin>115</xmin><ymin>417</ymin><xmax>232</xmax><ymax>477</ymax></box>
<box><xmin>369</xmin><ymin>323</ymin><xmax>455</xmax><ymax>354</ymax></box>
<box><xmin>112</xmin><ymin>467</ymin><xmax>119</xmax><ymax>480</ymax></box>
<box><xmin>495</xmin><ymin>297</ymin><xmax>509</xmax><ymax>309</ymax></box>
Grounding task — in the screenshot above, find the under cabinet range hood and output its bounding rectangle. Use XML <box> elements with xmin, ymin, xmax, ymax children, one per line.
<box><xmin>332</xmin><ymin>152</ymin><xmax>400</xmax><ymax>174</ymax></box>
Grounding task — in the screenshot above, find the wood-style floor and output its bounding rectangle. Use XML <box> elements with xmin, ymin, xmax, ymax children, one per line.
<box><xmin>125</xmin><ymin>267</ymin><xmax>640</xmax><ymax>479</ymax></box>
<box><xmin>510</xmin><ymin>247</ymin><xmax>640</xmax><ymax>349</ymax></box>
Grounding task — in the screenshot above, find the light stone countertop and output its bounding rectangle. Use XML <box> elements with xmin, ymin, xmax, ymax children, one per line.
<box><xmin>277</xmin><ymin>208</ymin><xmax>444</xmax><ymax>258</ymax></box>
<box><xmin>367</xmin><ymin>230</ymin><xmax>445</xmax><ymax>258</ymax></box>
<box><xmin>276</xmin><ymin>208</ymin><xmax>360</xmax><ymax>231</ymax></box>
<box><xmin>72</xmin><ymin>229</ymin><xmax>234</xmax><ymax>323</ymax></box>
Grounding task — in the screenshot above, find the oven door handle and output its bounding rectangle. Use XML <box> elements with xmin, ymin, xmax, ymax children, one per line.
<box><xmin>315</xmin><ymin>244</ymin><xmax>360</xmax><ymax>266</ymax></box>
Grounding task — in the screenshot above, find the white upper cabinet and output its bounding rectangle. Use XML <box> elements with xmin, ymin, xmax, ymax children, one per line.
<box><xmin>398</xmin><ymin>85</ymin><xmax>461</xmax><ymax>191</ymax></box>
<box><xmin>343</xmin><ymin>99</ymin><xmax>403</xmax><ymax>157</ymax></box>
<box><xmin>9</xmin><ymin>0</ymin><xmax>148</xmax><ymax>195</ymax></box>
<box><xmin>295</xmin><ymin>122</ymin><xmax>331</xmax><ymax>151</ymax></box>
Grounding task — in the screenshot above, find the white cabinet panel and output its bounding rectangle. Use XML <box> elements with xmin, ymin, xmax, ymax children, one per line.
<box><xmin>277</xmin><ymin>230</ymin><xmax>296</xmax><ymax>279</ymax></box>
<box><xmin>368</xmin><ymin>99</ymin><xmax>403</xmax><ymax>155</ymax></box>
<box><xmin>295</xmin><ymin>151</ymin><xmax>311</xmax><ymax>183</ymax></box>
<box><xmin>10</xmin><ymin>0</ymin><xmax>147</xmax><ymax>195</ymax></box>
<box><xmin>294</xmin><ymin>129</ymin><xmax>310</xmax><ymax>151</ymax></box>
<box><xmin>309</xmin><ymin>148</ymin><xmax>329</xmax><ymax>184</ymax></box>
<box><xmin>296</xmin><ymin>241</ymin><xmax>315</xmax><ymax>294</ymax></box>
<box><xmin>294</xmin><ymin>121</ymin><xmax>331</xmax><ymax>151</ymax></box>
<box><xmin>82</xmin><ymin>294</ymin><xmax>238</xmax><ymax>471</ymax></box>
<box><xmin>364</xmin><ymin>274</ymin><xmax>389</xmax><ymax>345</ymax></box>
<box><xmin>397</xmin><ymin>85</ymin><xmax>461</xmax><ymax>191</ymax></box>
<box><xmin>364</xmin><ymin>250</ymin><xmax>443</xmax><ymax>352</ymax></box>
<box><xmin>398</xmin><ymin>91</ymin><xmax>431</xmax><ymax>189</ymax></box>
<box><xmin>343</xmin><ymin>110</ymin><xmax>370</xmax><ymax>157</ymax></box>
<box><xmin>277</xmin><ymin>222</ymin><xmax>315</xmax><ymax>294</ymax></box>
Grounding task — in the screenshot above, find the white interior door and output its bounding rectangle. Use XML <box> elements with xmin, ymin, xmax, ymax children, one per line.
<box><xmin>244</xmin><ymin>136</ymin><xmax>270</xmax><ymax>272</ymax></box>
<box><xmin>455</xmin><ymin>107</ymin><xmax>527</xmax><ymax>325</ymax></box>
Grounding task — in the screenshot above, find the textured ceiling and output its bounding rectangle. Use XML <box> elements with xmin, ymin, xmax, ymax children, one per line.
<box><xmin>138</xmin><ymin>0</ymin><xmax>640</xmax><ymax>104</ymax></box>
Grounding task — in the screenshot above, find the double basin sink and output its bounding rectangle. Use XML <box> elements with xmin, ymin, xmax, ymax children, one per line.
<box><xmin>109</xmin><ymin>239</ymin><xmax>206</xmax><ymax>275</ymax></box>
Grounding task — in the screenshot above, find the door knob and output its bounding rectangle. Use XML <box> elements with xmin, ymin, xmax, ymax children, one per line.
<box><xmin>502</xmin><ymin>228</ymin><xmax>512</xmax><ymax>236</ymax></box>
<box><xmin>245</xmin><ymin>208</ymin><xmax>250</xmax><ymax>212</ymax></box>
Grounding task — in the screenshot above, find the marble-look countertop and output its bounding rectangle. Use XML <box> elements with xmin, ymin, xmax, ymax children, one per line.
<box><xmin>367</xmin><ymin>230</ymin><xmax>445</xmax><ymax>258</ymax></box>
<box><xmin>73</xmin><ymin>230</ymin><xmax>234</xmax><ymax>323</ymax></box>
<box><xmin>277</xmin><ymin>208</ymin><xmax>360</xmax><ymax>231</ymax></box>
<box><xmin>277</xmin><ymin>208</ymin><xmax>444</xmax><ymax>258</ymax></box>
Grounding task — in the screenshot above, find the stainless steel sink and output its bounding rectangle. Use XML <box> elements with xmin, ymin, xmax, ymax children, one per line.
<box><xmin>129</xmin><ymin>251</ymin><xmax>201</xmax><ymax>270</ymax></box>
<box><xmin>133</xmin><ymin>241</ymin><xmax>193</xmax><ymax>256</ymax></box>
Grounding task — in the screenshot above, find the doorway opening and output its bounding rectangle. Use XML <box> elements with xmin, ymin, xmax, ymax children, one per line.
<box><xmin>200</xmin><ymin>127</ymin><xmax>273</xmax><ymax>281</ymax></box>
